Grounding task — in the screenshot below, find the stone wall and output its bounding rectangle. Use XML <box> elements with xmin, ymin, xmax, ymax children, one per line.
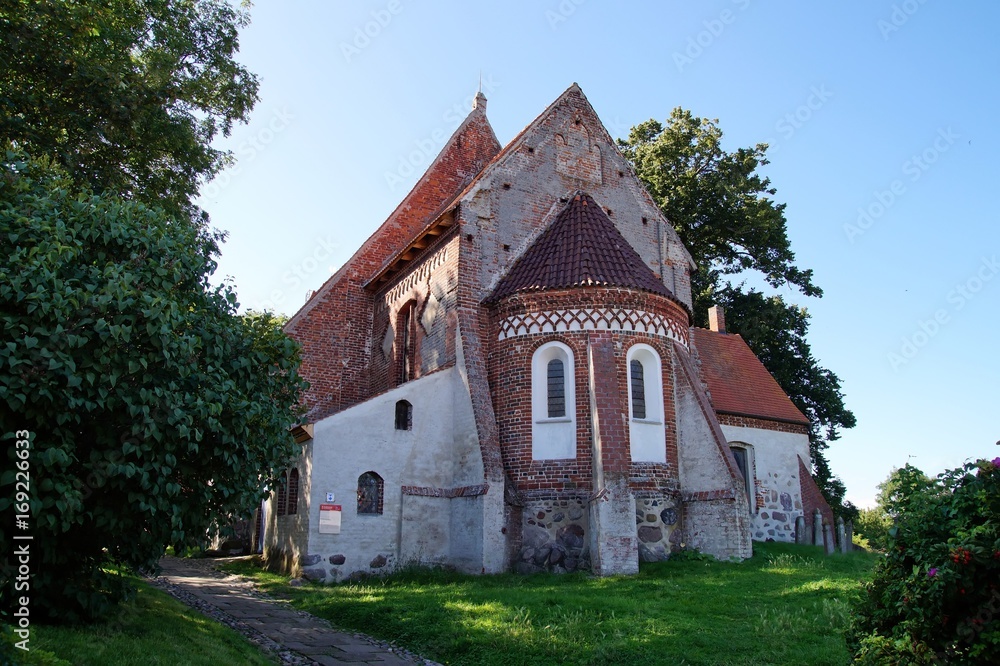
<box><xmin>514</xmin><ymin>495</ymin><xmax>591</xmax><ymax>573</ymax></box>
<box><xmin>635</xmin><ymin>495</ymin><xmax>682</xmax><ymax>561</ymax></box>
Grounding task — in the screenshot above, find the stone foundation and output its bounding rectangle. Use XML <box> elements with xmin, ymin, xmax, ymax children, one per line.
<box><xmin>635</xmin><ymin>496</ymin><xmax>682</xmax><ymax>562</ymax></box>
<box><xmin>515</xmin><ymin>497</ymin><xmax>590</xmax><ymax>573</ymax></box>
<box><xmin>292</xmin><ymin>550</ymin><xmax>397</xmax><ymax>583</ymax></box>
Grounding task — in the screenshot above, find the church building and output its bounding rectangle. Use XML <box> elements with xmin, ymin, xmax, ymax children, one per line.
<box><xmin>264</xmin><ymin>84</ymin><xmax>833</xmax><ymax>582</ymax></box>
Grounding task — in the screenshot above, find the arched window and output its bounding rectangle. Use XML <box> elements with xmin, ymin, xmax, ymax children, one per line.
<box><xmin>287</xmin><ymin>469</ymin><xmax>300</xmax><ymax>515</ymax></box>
<box><xmin>531</xmin><ymin>341</ymin><xmax>576</xmax><ymax>460</ymax></box>
<box><xmin>729</xmin><ymin>443</ymin><xmax>756</xmax><ymax>513</ymax></box>
<box><xmin>629</xmin><ymin>359</ymin><xmax>645</xmax><ymax>419</ymax></box>
<box><xmin>395</xmin><ymin>400</ymin><xmax>412</xmax><ymax>430</ymax></box>
<box><xmin>357</xmin><ymin>471</ymin><xmax>384</xmax><ymax>515</ymax></box>
<box><xmin>627</xmin><ymin>344</ymin><xmax>665</xmax><ymax>462</ymax></box>
<box><xmin>547</xmin><ymin>359</ymin><xmax>565</xmax><ymax>417</ymax></box>
<box><xmin>396</xmin><ymin>301</ymin><xmax>416</xmax><ymax>385</ymax></box>
<box><xmin>275</xmin><ymin>471</ymin><xmax>288</xmax><ymax>516</ymax></box>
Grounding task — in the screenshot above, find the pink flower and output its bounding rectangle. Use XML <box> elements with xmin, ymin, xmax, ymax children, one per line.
<box><xmin>992</xmin><ymin>457</ymin><xmax>1000</xmax><ymax>468</ymax></box>
<box><xmin>928</xmin><ymin>568</ymin><xmax>938</xmax><ymax>577</ymax></box>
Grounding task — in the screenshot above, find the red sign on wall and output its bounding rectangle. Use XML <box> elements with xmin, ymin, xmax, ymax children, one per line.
<box><xmin>320</xmin><ymin>504</ymin><xmax>341</xmax><ymax>511</ymax></box>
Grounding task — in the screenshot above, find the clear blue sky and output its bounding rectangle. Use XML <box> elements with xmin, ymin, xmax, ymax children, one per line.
<box><xmin>198</xmin><ymin>1</ymin><xmax>1000</xmax><ymax>508</ymax></box>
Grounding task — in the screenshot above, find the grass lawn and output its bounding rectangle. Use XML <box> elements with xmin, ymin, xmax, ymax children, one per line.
<box><xmin>27</xmin><ymin>577</ymin><xmax>275</xmax><ymax>666</ymax></box>
<box><xmin>220</xmin><ymin>541</ymin><xmax>877</xmax><ymax>666</ymax></box>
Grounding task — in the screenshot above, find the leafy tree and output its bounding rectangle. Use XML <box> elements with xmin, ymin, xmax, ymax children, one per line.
<box><xmin>0</xmin><ymin>0</ymin><xmax>259</xmax><ymax>217</ymax></box>
<box><xmin>619</xmin><ymin>109</ymin><xmax>855</xmax><ymax>513</ymax></box>
<box><xmin>0</xmin><ymin>152</ymin><xmax>307</xmax><ymax>621</ymax></box>
<box><xmin>848</xmin><ymin>460</ymin><xmax>1000</xmax><ymax>663</ymax></box>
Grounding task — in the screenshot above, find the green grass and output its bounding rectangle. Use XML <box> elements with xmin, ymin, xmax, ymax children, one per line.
<box><xmin>29</xmin><ymin>577</ymin><xmax>275</xmax><ymax>666</ymax></box>
<box><xmin>220</xmin><ymin>542</ymin><xmax>877</xmax><ymax>666</ymax></box>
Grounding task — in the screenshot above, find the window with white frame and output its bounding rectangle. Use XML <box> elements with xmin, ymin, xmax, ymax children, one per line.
<box><xmin>531</xmin><ymin>341</ymin><xmax>576</xmax><ymax>460</ymax></box>
<box><xmin>627</xmin><ymin>343</ymin><xmax>666</xmax><ymax>462</ymax></box>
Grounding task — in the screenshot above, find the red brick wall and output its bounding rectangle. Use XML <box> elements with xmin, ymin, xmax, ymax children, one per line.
<box><xmin>487</xmin><ymin>287</ymin><xmax>685</xmax><ymax>496</ymax></box>
<box><xmin>798</xmin><ymin>456</ymin><xmax>835</xmax><ymax>530</ymax></box>
<box><xmin>716</xmin><ymin>413</ymin><xmax>809</xmax><ymax>435</ymax></box>
<box><xmin>286</xmin><ymin>111</ymin><xmax>500</xmax><ymax>423</ymax></box>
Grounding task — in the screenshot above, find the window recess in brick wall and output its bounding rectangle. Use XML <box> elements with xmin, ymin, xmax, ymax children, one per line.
<box><xmin>396</xmin><ymin>301</ymin><xmax>417</xmax><ymax>385</ymax></box>
<box><xmin>531</xmin><ymin>341</ymin><xmax>576</xmax><ymax>460</ymax></box>
<box><xmin>627</xmin><ymin>343</ymin><xmax>666</xmax><ymax>462</ymax></box>
<box><xmin>275</xmin><ymin>471</ymin><xmax>288</xmax><ymax>516</ymax></box>
<box><xmin>287</xmin><ymin>468</ymin><xmax>300</xmax><ymax>515</ymax></box>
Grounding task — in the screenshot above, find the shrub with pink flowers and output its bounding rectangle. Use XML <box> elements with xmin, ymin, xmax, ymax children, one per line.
<box><xmin>848</xmin><ymin>460</ymin><xmax>1000</xmax><ymax>664</ymax></box>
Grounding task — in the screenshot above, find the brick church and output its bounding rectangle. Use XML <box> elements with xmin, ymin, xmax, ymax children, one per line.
<box><xmin>263</xmin><ymin>84</ymin><xmax>833</xmax><ymax>582</ymax></box>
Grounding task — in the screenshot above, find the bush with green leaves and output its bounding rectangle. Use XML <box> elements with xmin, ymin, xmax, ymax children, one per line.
<box><xmin>0</xmin><ymin>151</ymin><xmax>306</xmax><ymax>622</ymax></box>
<box><xmin>848</xmin><ymin>460</ymin><xmax>1000</xmax><ymax>664</ymax></box>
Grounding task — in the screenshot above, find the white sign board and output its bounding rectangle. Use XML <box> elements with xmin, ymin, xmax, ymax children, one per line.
<box><xmin>319</xmin><ymin>504</ymin><xmax>341</xmax><ymax>534</ymax></box>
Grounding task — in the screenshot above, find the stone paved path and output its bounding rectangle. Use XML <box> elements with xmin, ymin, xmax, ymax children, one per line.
<box><xmin>153</xmin><ymin>557</ymin><xmax>436</xmax><ymax>666</ymax></box>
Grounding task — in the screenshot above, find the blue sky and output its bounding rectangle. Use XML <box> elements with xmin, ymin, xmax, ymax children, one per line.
<box><xmin>199</xmin><ymin>1</ymin><xmax>1000</xmax><ymax>508</ymax></box>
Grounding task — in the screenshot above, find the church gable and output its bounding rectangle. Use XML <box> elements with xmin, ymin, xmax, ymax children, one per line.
<box><xmin>453</xmin><ymin>84</ymin><xmax>694</xmax><ymax>310</ymax></box>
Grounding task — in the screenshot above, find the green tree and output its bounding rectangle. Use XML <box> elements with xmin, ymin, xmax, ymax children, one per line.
<box><xmin>0</xmin><ymin>0</ymin><xmax>259</xmax><ymax>217</ymax></box>
<box><xmin>848</xmin><ymin>460</ymin><xmax>1000</xmax><ymax>664</ymax></box>
<box><xmin>0</xmin><ymin>152</ymin><xmax>307</xmax><ymax>621</ymax></box>
<box><xmin>619</xmin><ymin>108</ymin><xmax>855</xmax><ymax>513</ymax></box>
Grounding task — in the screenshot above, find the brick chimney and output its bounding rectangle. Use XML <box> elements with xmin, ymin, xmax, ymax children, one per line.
<box><xmin>708</xmin><ymin>305</ymin><xmax>726</xmax><ymax>334</ymax></box>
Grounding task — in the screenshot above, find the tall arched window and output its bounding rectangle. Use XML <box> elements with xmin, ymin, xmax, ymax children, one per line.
<box><xmin>627</xmin><ymin>344</ymin><xmax>665</xmax><ymax>463</ymax></box>
<box><xmin>396</xmin><ymin>301</ymin><xmax>416</xmax><ymax>385</ymax></box>
<box><xmin>629</xmin><ymin>359</ymin><xmax>646</xmax><ymax>419</ymax></box>
<box><xmin>287</xmin><ymin>469</ymin><xmax>300</xmax><ymax>515</ymax></box>
<box><xmin>547</xmin><ymin>359</ymin><xmax>566</xmax><ymax>417</ymax></box>
<box><xmin>357</xmin><ymin>471</ymin><xmax>384</xmax><ymax>515</ymax></box>
<box><xmin>729</xmin><ymin>443</ymin><xmax>756</xmax><ymax>513</ymax></box>
<box><xmin>531</xmin><ymin>341</ymin><xmax>576</xmax><ymax>460</ymax></box>
<box><xmin>275</xmin><ymin>471</ymin><xmax>288</xmax><ymax>516</ymax></box>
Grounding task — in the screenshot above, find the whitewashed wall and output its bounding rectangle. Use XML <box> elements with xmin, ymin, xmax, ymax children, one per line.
<box><xmin>721</xmin><ymin>424</ymin><xmax>811</xmax><ymax>542</ymax></box>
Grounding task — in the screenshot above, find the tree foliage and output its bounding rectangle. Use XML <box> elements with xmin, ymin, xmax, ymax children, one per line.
<box><xmin>619</xmin><ymin>108</ymin><xmax>855</xmax><ymax>513</ymax></box>
<box><xmin>0</xmin><ymin>152</ymin><xmax>307</xmax><ymax>621</ymax></box>
<box><xmin>0</xmin><ymin>0</ymin><xmax>259</xmax><ymax>217</ymax></box>
<box><xmin>848</xmin><ymin>460</ymin><xmax>1000</xmax><ymax>664</ymax></box>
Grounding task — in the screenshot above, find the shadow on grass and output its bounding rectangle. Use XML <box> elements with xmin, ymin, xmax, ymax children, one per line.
<box><xmin>221</xmin><ymin>542</ymin><xmax>876</xmax><ymax>666</ymax></box>
<box><xmin>30</xmin><ymin>578</ymin><xmax>274</xmax><ymax>666</ymax></box>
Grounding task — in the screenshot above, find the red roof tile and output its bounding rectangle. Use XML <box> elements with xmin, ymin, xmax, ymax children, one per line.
<box><xmin>488</xmin><ymin>193</ymin><xmax>675</xmax><ymax>302</ymax></box>
<box><xmin>692</xmin><ymin>328</ymin><xmax>809</xmax><ymax>426</ymax></box>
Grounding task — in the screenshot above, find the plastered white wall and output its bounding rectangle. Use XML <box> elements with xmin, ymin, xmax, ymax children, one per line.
<box><xmin>721</xmin><ymin>424</ymin><xmax>811</xmax><ymax>542</ymax></box>
<box><xmin>303</xmin><ymin>366</ymin><xmax>485</xmax><ymax>580</ymax></box>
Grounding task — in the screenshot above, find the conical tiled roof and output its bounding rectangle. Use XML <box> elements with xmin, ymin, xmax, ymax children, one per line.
<box><xmin>488</xmin><ymin>193</ymin><xmax>675</xmax><ymax>302</ymax></box>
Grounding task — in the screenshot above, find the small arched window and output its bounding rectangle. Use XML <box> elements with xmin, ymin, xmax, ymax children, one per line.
<box><xmin>275</xmin><ymin>471</ymin><xmax>288</xmax><ymax>516</ymax></box>
<box><xmin>531</xmin><ymin>341</ymin><xmax>576</xmax><ymax>460</ymax></box>
<box><xmin>357</xmin><ymin>471</ymin><xmax>384</xmax><ymax>515</ymax></box>
<box><xmin>287</xmin><ymin>469</ymin><xmax>300</xmax><ymax>515</ymax></box>
<box><xmin>395</xmin><ymin>400</ymin><xmax>412</xmax><ymax>430</ymax></box>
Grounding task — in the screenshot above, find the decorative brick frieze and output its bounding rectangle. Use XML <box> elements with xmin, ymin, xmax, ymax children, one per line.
<box><xmin>400</xmin><ymin>483</ymin><xmax>490</xmax><ymax>498</ymax></box>
<box><xmin>497</xmin><ymin>306</ymin><xmax>688</xmax><ymax>346</ymax></box>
